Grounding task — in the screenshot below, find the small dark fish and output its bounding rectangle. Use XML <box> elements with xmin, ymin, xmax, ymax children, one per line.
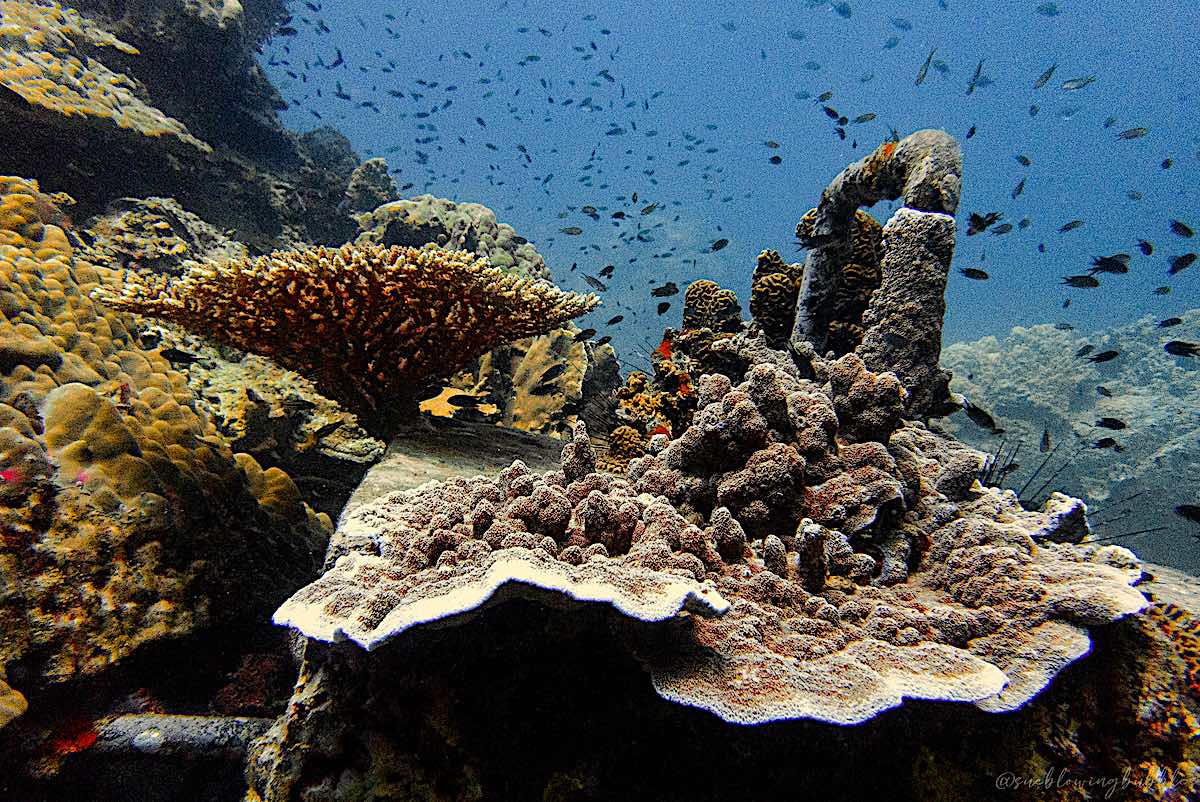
<box><xmin>416</xmin><ymin>383</ymin><xmax>447</xmax><ymax>402</ymax></box>
<box><xmin>916</xmin><ymin>48</ymin><xmax>935</xmax><ymax>86</ymax></box>
<box><xmin>1115</xmin><ymin>127</ymin><xmax>1149</xmax><ymax>140</ymax></box>
<box><xmin>991</xmin><ymin>223</ymin><xmax>1013</xmax><ymax>235</ymax></box>
<box><xmin>822</xmin><ymin>105</ymin><xmax>840</xmax><ymax>120</ymax></box>
<box><xmin>1053</xmin><ymin>323</ymin><xmax>1075</xmax><ymax>331</ymax></box>
<box><xmin>1169</xmin><ymin>219</ymin><xmax>1194</xmax><ymax>238</ymax></box>
<box><xmin>958</xmin><ymin>267</ymin><xmax>989</xmax><ymax>280</ymax></box>
<box><xmin>769</xmin><ymin>154</ymin><xmax>782</xmax><ymax>165</ymax></box>
<box><xmin>1040</xmin><ymin>428</ymin><xmax>1052</xmax><ymax>453</ymax></box>
<box><xmin>651</xmin><ymin>282</ymin><xmax>679</xmax><ymax>297</ymax></box>
<box><xmin>1175</xmin><ymin>504</ymin><xmax>1200</xmax><ymax>525</ymax></box>
<box><xmin>528</xmin><ymin>383</ymin><xmax>558</xmax><ymax>397</ymax></box>
<box><xmin>1089</xmin><ymin>253</ymin><xmax>1130</xmax><ymax>275</ymax></box>
<box><xmin>599</xmin><ymin>264</ymin><xmax>615</xmax><ymax>279</ymax></box>
<box><xmin>446</xmin><ymin>394</ymin><xmax>485</xmax><ymax>409</ymax></box>
<box><xmin>710</xmin><ymin>238</ymin><xmax>729</xmax><ymax>252</ymax></box>
<box><xmin>1059</xmin><ymin>219</ymin><xmax>1085</xmax><ymax>233</ymax></box>
<box><xmin>764</xmin><ymin>140</ymin><xmax>781</xmax><ymax>148</ymax></box>
<box><xmin>605</xmin><ymin>315</ymin><xmax>624</xmax><ymax>326</ymax></box>
<box><xmin>967</xmin><ymin>211</ymin><xmax>1002</xmax><ymax>236</ymax></box>
<box><xmin>1033</xmin><ymin>62</ymin><xmax>1056</xmax><ymax>89</ymax></box>
<box><xmin>1062</xmin><ymin>275</ymin><xmax>1100</xmax><ymax>288</ymax></box>
<box><xmin>583</xmin><ymin>275</ymin><xmax>608</xmax><ymax>291</ymax></box>
<box><xmin>159</xmin><ymin>347</ymin><xmax>201</xmax><ymax>365</ymax></box>
<box><xmin>1015</xmin><ymin>154</ymin><xmax>1032</xmax><ymax>166</ymax></box>
<box><xmin>1096</xmin><ymin>385</ymin><xmax>1113</xmax><ymax>397</ymax></box>
<box><xmin>962</xmin><ymin>400</ymin><xmax>1000</xmax><ymax>432</ymax></box>
<box><xmin>1075</xmin><ymin>345</ymin><xmax>1094</xmax><ymax>358</ymax></box>
<box><xmin>1168</xmin><ymin>253</ymin><xmax>1197</xmax><ymax>275</ymax></box>
<box><xmin>1162</xmin><ymin>158</ymin><xmax>1173</xmax><ymax>170</ymax></box>
<box><xmin>1154</xmin><ymin>286</ymin><xmax>1172</xmax><ymax>295</ymax></box>
<box><xmin>1011</xmin><ymin>178</ymin><xmax>1025</xmax><ymax>199</ymax></box>
<box><xmin>595</xmin><ymin>335</ymin><xmax>612</xmax><ymax>347</ymax></box>
<box><xmin>966</xmin><ymin>60</ymin><xmax>984</xmax><ymax>95</ymax></box>
<box><xmin>1128</xmin><ymin>190</ymin><xmax>1144</xmax><ymax>201</ymax></box>
<box><xmin>1061</xmin><ymin>75</ymin><xmax>1096</xmax><ymax>91</ymax></box>
<box><xmin>1036</xmin><ymin>2</ymin><xmax>1060</xmax><ymax>16</ymax></box>
<box><xmin>1137</xmin><ymin>239</ymin><xmax>1154</xmax><ymax>256</ymax></box>
<box><xmin>573</xmin><ymin>328</ymin><xmax>597</xmax><ymax>342</ymax></box>
<box><xmin>656</xmin><ymin>301</ymin><xmax>671</xmax><ymax>315</ymax></box>
<box><xmin>965</xmin><ymin>125</ymin><xmax>976</xmax><ymax>139</ymax></box>
<box><xmin>852</xmin><ymin>113</ymin><xmax>876</xmax><ymax>124</ymax></box>
<box><xmin>1086</xmin><ymin>350</ymin><xmax>1120</xmax><ymax>363</ymax></box>
<box><xmin>817</xmin><ymin>91</ymin><xmax>834</xmax><ymax>102</ymax></box>
<box><xmin>611</xmin><ymin>211</ymin><xmax>626</xmax><ymax>219</ymax></box>
<box><xmin>1158</xmin><ymin>317</ymin><xmax>1183</xmax><ymax>328</ymax></box>
<box><xmin>1164</xmin><ymin>340</ymin><xmax>1200</xmax><ymax>358</ymax></box>
<box><xmin>1095</xmin><ymin>417</ymin><xmax>1127</xmax><ymax>430</ymax></box>
<box><xmin>1092</xmin><ymin>437</ymin><xmax>1121</xmax><ymax>451</ymax></box>
<box><xmin>538</xmin><ymin>364</ymin><xmax>568</xmax><ymax>385</ymax></box>
<box><xmin>640</xmin><ymin>203</ymin><xmax>658</xmax><ymax>215</ymax></box>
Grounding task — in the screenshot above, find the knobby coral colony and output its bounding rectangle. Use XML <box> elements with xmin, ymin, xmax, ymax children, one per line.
<box><xmin>272</xmin><ymin>129</ymin><xmax>1151</xmax><ymax>726</ymax></box>
<box><xmin>95</xmin><ymin>243</ymin><xmax>600</xmax><ymax>438</ymax></box>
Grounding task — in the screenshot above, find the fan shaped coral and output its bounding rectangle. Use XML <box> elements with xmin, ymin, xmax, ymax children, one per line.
<box><xmin>95</xmin><ymin>243</ymin><xmax>600</xmax><ymax>437</ymax></box>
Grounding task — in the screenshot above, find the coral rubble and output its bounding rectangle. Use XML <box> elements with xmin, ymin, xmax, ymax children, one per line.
<box><xmin>95</xmin><ymin>243</ymin><xmax>600</xmax><ymax>437</ymax></box>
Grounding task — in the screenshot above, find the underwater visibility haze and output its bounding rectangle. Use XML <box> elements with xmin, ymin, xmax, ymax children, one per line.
<box><xmin>0</xmin><ymin>0</ymin><xmax>1199</xmax><ymax>799</ymax></box>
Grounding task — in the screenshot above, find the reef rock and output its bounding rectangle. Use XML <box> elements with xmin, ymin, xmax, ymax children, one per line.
<box><xmin>940</xmin><ymin>311</ymin><xmax>1200</xmax><ymax>573</ymax></box>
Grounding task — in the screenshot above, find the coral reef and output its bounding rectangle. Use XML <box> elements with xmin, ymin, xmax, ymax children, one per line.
<box><xmin>80</xmin><ymin>196</ymin><xmax>248</xmax><ymax>276</ymax></box>
<box><xmin>0</xmin><ymin>0</ymin><xmax>209</xmax><ymax>150</ymax></box>
<box><xmin>428</xmin><ymin>328</ymin><xmax>620</xmax><ymax>439</ymax></box>
<box><xmin>793</xmin><ymin>130</ymin><xmax>962</xmax><ymax>417</ymax></box>
<box><xmin>1</xmin><ymin>0</ymin><xmax>361</xmax><ymax>251</ymax></box>
<box><xmin>341</xmin><ymin>158</ymin><xmax>397</xmax><ymax>215</ymax></box>
<box><xmin>275</xmin><ymin>355</ymin><xmax>1146</xmax><ymax>726</ymax></box>
<box><xmin>96</xmin><ymin>243</ymin><xmax>600</xmax><ymax>437</ymax></box>
<box><xmin>0</xmin><ymin>177</ymin><xmax>329</xmax><ymax>740</ymax></box>
<box><xmin>749</xmin><ymin>249</ymin><xmax>805</xmax><ymax>348</ymax></box>
<box><xmin>355</xmin><ymin>194</ymin><xmax>552</xmax><ymax>280</ymax></box>
<box><xmin>940</xmin><ymin>310</ymin><xmax>1200</xmax><ymax>573</ymax></box>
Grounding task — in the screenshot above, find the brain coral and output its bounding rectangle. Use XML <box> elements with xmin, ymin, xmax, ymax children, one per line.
<box><xmin>749</xmin><ymin>250</ymin><xmax>804</xmax><ymax>348</ymax></box>
<box><xmin>0</xmin><ymin>176</ymin><xmax>328</xmax><ymax>727</ymax></box>
<box><xmin>95</xmin><ymin>243</ymin><xmax>600</xmax><ymax>437</ymax></box>
<box><xmin>275</xmin><ymin>348</ymin><xmax>1147</xmax><ymax>725</ymax></box>
<box><xmin>0</xmin><ymin>0</ymin><xmax>209</xmax><ymax>150</ymax></box>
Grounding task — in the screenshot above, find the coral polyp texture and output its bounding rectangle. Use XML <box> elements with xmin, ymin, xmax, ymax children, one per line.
<box><xmin>0</xmin><ymin>176</ymin><xmax>328</xmax><ymax>730</ymax></box>
<box><xmin>0</xmin><ymin>0</ymin><xmax>209</xmax><ymax>150</ymax></box>
<box><xmin>749</xmin><ymin>249</ymin><xmax>805</xmax><ymax>348</ymax></box>
<box><xmin>95</xmin><ymin>243</ymin><xmax>600</xmax><ymax>436</ymax></box>
<box><xmin>276</xmin><ymin>348</ymin><xmax>1147</xmax><ymax>725</ymax></box>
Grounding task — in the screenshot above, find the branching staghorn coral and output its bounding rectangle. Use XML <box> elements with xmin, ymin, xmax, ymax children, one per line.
<box><xmin>95</xmin><ymin>243</ymin><xmax>600</xmax><ymax>437</ymax></box>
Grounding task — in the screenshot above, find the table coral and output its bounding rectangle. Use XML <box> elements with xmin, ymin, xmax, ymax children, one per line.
<box><xmin>0</xmin><ymin>176</ymin><xmax>328</xmax><ymax>731</ymax></box>
<box><xmin>275</xmin><ymin>351</ymin><xmax>1146</xmax><ymax>725</ymax></box>
<box><xmin>95</xmin><ymin>243</ymin><xmax>600</xmax><ymax>437</ymax></box>
<box><xmin>0</xmin><ymin>0</ymin><xmax>209</xmax><ymax>151</ymax></box>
